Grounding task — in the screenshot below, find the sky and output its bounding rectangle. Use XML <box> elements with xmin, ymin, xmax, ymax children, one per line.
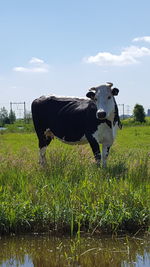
<box><xmin>0</xmin><ymin>0</ymin><xmax>150</xmax><ymax>116</ymax></box>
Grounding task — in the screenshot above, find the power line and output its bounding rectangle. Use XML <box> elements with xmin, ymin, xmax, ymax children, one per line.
<box><xmin>118</xmin><ymin>104</ymin><xmax>125</xmax><ymax>119</ymax></box>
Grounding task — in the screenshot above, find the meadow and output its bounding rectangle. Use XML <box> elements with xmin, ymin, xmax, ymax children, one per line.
<box><xmin>0</xmin><ymin>125</ymin><xmax>150</xmax><ymax>235</ymax></box>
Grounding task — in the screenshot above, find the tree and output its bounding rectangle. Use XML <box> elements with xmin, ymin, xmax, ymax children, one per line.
<box><xmin>0</xmin><ymin>107</ymin><xmax>10</xmax><ymax>126</ymax></box>
<box><xmin>133</xmin><ymin>104</ymin><xmax>146</xmax><ymax>123</ymax></box>
<box><xmin>9</xmin><ymin>109</ymin><xmax>16</xmax><ymax>124</ymax></box>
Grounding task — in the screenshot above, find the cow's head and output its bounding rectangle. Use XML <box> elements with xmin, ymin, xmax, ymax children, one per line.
<box><xmin>86</xmin><ymin>82</ymin><xmax>119</xmax><ymax>120</ymax></box>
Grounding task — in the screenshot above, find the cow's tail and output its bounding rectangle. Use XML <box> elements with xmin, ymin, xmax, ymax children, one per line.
<box><xmin>31</xmin><ymin>100</ymin><xmax>52</xmax><ymax>149</ymax></box>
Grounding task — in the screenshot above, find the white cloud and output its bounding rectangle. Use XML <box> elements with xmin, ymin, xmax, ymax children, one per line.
<box><xmin>13</xmin><ymin>57</ymin><xmax>49</xmax><ymax>73</ymax></box>
<box><xmin>84</xmin><ymin>46</ymin><xmax>150</xmax><ymax>66</ymax></box>
<box><xmin>133</xmin><ymin>36</ymin><xmax>150</xmax><ymax>43</ymax></box>
<box><xmin>13</xmin><ymin>66</ymin><xmax>48</xmax><ymax>73</ymax></box>
<box><xmin>29</xmin><ymin>57</ymin><xmax>44</xmax><ymax>64</ymax></box>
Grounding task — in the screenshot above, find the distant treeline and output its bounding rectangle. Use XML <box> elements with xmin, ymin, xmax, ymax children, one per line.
<box><xmin>0</xmin><ymin>106</ymin><xmax>32</xmax><ymax>127</ymax></box>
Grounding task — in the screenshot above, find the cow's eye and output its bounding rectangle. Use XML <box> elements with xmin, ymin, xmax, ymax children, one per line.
<box><xmin>94</xmin><ymin>97</ymin><xmax>97</xmax><ymax>101</ymax></box>
<box><xmin>108</xmin><ymin>96</ymin><xmax>111</xmax><ymax>99</ymax></box>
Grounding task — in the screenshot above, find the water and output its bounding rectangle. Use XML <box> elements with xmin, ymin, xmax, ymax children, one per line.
<box><xmin>0</xmin><ymin>234</ymin><xmax>149</xmax><ymax>267</ymax></box>
<box><xmin>0</xmin><ymin>126</ymin><xmax>24</xmax><ymax>131</ymax></box>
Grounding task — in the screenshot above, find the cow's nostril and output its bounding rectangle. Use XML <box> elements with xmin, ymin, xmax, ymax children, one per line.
<box><xmin>97</xmin><ymin>111</ymin><xmax>106</xmax><ymax>119</ymax></box>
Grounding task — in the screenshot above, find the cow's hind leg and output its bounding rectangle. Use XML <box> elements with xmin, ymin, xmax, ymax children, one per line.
<box><xmin>38</xmin><ymin>131</ymin><xmax>52</xmax><ymax>166</ymax></box>
<box><xmin>102</xmin><ymin>145</ymin><xmax>110</xmax><ymax>168</ymax></box>
<box><xmin>39</xmin><ymin>146</ymin><xmax>46</xmax><ymax>166</ymax></box>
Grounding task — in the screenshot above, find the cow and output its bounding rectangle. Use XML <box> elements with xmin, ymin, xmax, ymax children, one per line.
<box><xmin>31</xmin><ymin>82</ymin><xmax>121</xmax><ymax>167</ymax></box>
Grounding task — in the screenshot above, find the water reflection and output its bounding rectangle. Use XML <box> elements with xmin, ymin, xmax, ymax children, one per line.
<box><xmin>0</xmin><ymin>234</ymin><xmax>149</xmax><ymax>267</ymax></box>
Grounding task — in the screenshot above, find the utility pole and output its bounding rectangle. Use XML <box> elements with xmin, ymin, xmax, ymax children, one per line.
<box><xmin>23</xmin><ymin>102</ymin><xmax>26</xmax><ymax>121</ymax></box>
<box><xmin>126</xmin><ymin>105</ymin><xmax>130</xmax><ymax>116</ymax></box>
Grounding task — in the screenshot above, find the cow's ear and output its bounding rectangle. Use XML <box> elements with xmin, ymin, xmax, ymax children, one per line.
<box><xmin>86</xmin><ymin>87</ymin><xmax>96</xmax><ymax>99</ymax></box>
<box><xmin>112</xmin><ymin>87</ymin><xmax>119</xmax><ymax>96</ymax></box>
<box><xmin>86</xmin><ymin>91</ymin><xmax>95</xmax><ymax>99</ymax></box>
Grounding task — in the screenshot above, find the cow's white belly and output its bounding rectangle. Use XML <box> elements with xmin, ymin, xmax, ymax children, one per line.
<box><xmin>56</xmin><ymin>135</ymin><xmax>88</xmax><ymax>145</ymax></box>
<box><xmin>92</xmin><ymin>123</ymin><xmax>114</xmax><ymax>145</ymax></box>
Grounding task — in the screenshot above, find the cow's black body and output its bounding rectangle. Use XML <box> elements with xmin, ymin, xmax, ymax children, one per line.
<box><xmin>32</xmin><ymin>95</ymin><xmax>102</xmax><ymax>146</ymax></box>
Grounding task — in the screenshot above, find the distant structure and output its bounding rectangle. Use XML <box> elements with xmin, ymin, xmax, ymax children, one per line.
<box><xmin>10</xmin><ymin>102</ymin><xmax>26</xmax><ymax>119</ymax></box>
<box><xmin>118</xmin><ymin>104</ymin><xmax>125</xmax><ymax>119</ymax></box>
<box><xmin>147</xmin><ymin>109</ymin><xmax>150</xmax><ymax>117</ymax></box>
<box><xmin>120</xmin><ymin>114</ymin><xmax>131</xmax><ymax>119</ymax></box>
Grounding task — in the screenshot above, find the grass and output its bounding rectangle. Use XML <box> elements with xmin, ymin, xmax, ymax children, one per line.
<box><xmin>0</xmin><ymin>125</ymin><xmax>150</xmax><ymax>235</ymax></box>
<box><xmin>122</xmin><ymin>116</ymin><xmax>150</xmax><ymax>126</ymax></box>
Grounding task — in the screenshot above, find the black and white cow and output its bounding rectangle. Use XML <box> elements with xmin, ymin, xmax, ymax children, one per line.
<box><xmin>31</xmin><ymin>82</ymin><xmax>121</xmax><ymax>167</ymax></box>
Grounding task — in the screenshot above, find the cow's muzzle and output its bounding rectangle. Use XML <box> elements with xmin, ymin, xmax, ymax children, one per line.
<box><xmin>97</xmin><ymin>110</ymin><xmax>107</xmax><ymax>119</ymax></box>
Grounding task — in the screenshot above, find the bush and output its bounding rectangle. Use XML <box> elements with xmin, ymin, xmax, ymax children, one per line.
<box><xmin>133</xmin><ymin>104</ymin><xmax>146</xmax><ymax>123</ymax></box>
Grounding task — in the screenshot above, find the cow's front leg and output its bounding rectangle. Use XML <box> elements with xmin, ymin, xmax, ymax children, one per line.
<box><xmin>86</xmin><ymin>134</ymin><xmax>101</xmax><ymax>165</ymax></box>
<box><xmin>102</xmin><ymin>145</ymin><xmax>110</xmax><ymax>168</ymax></box>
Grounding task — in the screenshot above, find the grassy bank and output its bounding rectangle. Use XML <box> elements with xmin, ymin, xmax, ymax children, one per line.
<box><xmin>0</xmin><ymin>126</ymin><xmax>150</xmax><ymax>235</ymax></box>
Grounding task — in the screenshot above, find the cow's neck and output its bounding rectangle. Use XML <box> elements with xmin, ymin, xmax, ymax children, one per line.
<box><xmin>102</xmin><ymin>112</ymin><xmax>115</xmax><ymax>128</ymax></box>
<box><xmin>99</xmin><ymin>119</ymin><xmax>112</xmax><ymax>128</ymax></box>
<box><xmin>107</xmin><ymin>111</ymin><xmax>115</xmax><ymax>122</ymax></box>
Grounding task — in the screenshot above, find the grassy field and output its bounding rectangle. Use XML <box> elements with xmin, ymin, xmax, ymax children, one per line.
<box><xmin>0</xmin><ymin>125</ymin><xmax>150</xmax><ymax>235</ymax></box>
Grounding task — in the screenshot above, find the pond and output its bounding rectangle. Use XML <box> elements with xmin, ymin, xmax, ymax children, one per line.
<box><xmin>0</xmin><ymin>127</ymin><xmax>7</xmax><ymax>131</ymax></box>
<box><xmin>0</xmin><ymin>234</ymin><xmax>149</xmax><ymax>266</ymax></box>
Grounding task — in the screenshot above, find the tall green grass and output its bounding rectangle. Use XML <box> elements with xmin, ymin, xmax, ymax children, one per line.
<box><xmin>0</xmin><ymin>127</ymin><xmax>150</xmax><ymax>235</ymax></box>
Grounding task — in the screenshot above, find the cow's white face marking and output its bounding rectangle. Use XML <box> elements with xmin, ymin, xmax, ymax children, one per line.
<box><xmin>94</xmin><ymin>85</ymin><xmax>115</xmax><ymax>120</ymax></box>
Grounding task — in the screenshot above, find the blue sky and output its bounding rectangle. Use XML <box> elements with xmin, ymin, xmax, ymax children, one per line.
<box><xmin>0</xmin><ymin>0</ymin><xmax>150</xmax><ymax>115</ymax></box>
